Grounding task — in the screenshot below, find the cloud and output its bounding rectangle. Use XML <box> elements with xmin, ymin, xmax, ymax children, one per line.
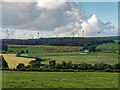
<box><xmin>81</xmin><ymin>14</ymin><xmax>117</xmax><ymax>37</ymax></box>
<box><xmin>2</xmin><ymin>2</ymin><xmax>117</xmax><ymax>38</ymax></box>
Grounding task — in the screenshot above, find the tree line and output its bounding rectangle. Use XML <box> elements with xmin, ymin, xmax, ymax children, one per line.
<box><xmin>2</xmin><ymin>37</ymin><xmax>114</xmax><ymax>46</ymax></box>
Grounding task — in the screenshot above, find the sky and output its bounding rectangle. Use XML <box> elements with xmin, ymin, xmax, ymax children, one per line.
<box><xmin>80</xmin><ymin>2</ymin><xmax>118</xmax><ymax>27</ymax></box>
<box><xmin>2</xmin><ymin>1</ymin><xmax>118</xmax><ymax>39</ymax></box>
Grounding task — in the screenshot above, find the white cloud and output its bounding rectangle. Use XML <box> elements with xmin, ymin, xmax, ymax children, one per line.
<box><xmin>81</xmin><ymin>14</ymin><xmax>117</xmax><ymax>37</ymax></box>
<box><xmin>2</xmin><ymin>2</ymin><xmax>117</xmax><ymax>39</ymax></box>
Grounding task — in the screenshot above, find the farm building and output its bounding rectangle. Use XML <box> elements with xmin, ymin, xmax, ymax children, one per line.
<box><xmin>84</xmin><ymin>49</ymin><xmax>89</xmax><ymax>53</ymax></box>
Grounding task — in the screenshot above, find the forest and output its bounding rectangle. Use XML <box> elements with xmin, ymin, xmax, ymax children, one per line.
<box><xmin>2</xmin><ymin>37</ymin><xmax>116</xmax><ymax>46</ymax></box>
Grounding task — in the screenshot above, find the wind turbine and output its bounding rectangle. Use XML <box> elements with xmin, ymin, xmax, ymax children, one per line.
<box><xmin>78</xmin><ymin>26</ymin><xmax>82</xmax><ymax>37</ymax></box>
<box><xmin>6</xmin><ymin>29</ymin><xmax>9</xmax><ymax>39</ymax></box>
<box><xmin>98</xmin><ymin>32</ymin><xmax>100</xmax><ymax>37</ymax></box>
<box><xmin>82</xmin><ymin>30</ymin><xmax>84</xmax><ymax>38</ymax></box>
<box><xmin>37</xmin><ymin>32</ymin><xmax>39</xmax><ymax>39</ymax></box>
<box><xmin>78</xmin><ymin>32</ymin><xmax>80</xmax><ymax>37</ymax></box>
<box><xmin>72</xmin><ymin>32</ymin><xmax>74</xmax><ymax>37</ymax></box>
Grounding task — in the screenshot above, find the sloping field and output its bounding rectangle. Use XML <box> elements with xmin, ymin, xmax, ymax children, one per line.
<box><xmin>97</xmin><ymin>42</ymin><xmax>118</xmax><ymax>52</ymax></box>
<box><xmin>2</xmin><ymin>54</ymin><xmax>34</xmax><ymax>69</ymax></box>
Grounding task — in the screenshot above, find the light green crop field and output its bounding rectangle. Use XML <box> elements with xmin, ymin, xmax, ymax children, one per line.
<box><xmin>2</xmin><ymin>71</ymin><xmax>118</xmax><ymax>88</ymax></box>
<box><xmin>8</xmin><ymin>44</ymin><xmax>118</xmax><ymax>65</ymax></box>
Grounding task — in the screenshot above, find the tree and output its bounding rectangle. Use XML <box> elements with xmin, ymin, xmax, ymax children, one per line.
<box><xmin>93</xmin><ymin>63</ymin><xmax>105</xmax><ymax>70</ymax></box>
<box><xmin>113</xmin><ymin>63</ymin><xmax>120</xmax><ymax>69</ymax></box>
<box><xmin>82</xmin><ymin>46</ymin><xmax>88</xmax><ymax>51</ymax></box>
<box><xmin>56</xmin><ymin>63</ymin><xmax>63</xmax><ymax>69</ymax></box>
<box><xmin>65</xmin><ymin>61</ymin><xmax>73</xmax><ymax>69</ymax></box>
<box><xmin>29</xmin><ymin>60</ymin><xmax>41</xmax><ymax>68</ymax></box>
<box><xmin>2</xmin><ymin>43</ymin><xmax>8</xmax><ymax>51</ymax></box>
<box><xmin>16</xmin><ymin>52</ymin><xmax>20</xmax><ymax>57</ymax></box>
<box><xmin>16</xmin><ymin>63</ymin><xmax>25</xmax><ymax>69</ymax></box>
<box><xmin>105</xmin><ymin>64</ymin><xmax>113</xmax><ymax>69</ymax></box>
<box><xmin>1</xmin><ymin>55</ymin><xmax>9</xmax><ymax>69</ymax></box>
<box><xmin>88</xmin><ymin>45</ymin><xmax>96</xmax><ymax>52</ymax></box>
<box><xmin>26</xmin><ymin>50</ymin><xmax>28</xmax><ymax>53</ymax></box>
<box><xmin>35</xmin><ymin>57</ymin><xmax>43</xmax><ymax>62</ymax></box>
<box><xmin>20</xmin><ymin>50</ymin><xmax>24</xmax><ymax>54</ymax></box>
<box><xmin>49</xmin><ymin>60</ymin><xmax>56</xmax><ymax>68</ymax></box>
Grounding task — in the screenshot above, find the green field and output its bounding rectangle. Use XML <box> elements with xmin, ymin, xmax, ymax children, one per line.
<box><xmin>3</xmin><ymin>42</ymin><xmax>119</xmax><ymax>88</ymax></box>
<box><xmin>97</xmin><ymin>43</ymin><xmax>118</xmax><ymax>52</ymax></box>
<box><xmin>8</xmin><ymin>43</ymin><xmax>118</xmax><ymax>65</ymax></box>
<box><xmin>2</xmin><ymin>71</ymin><xmax>118</xmax><ymax>88</ymax></box>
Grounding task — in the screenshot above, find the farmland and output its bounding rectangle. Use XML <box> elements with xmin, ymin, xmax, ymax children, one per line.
<box><xmin>97</xmin><ymin>43</ymin><xmax>118</xmax><ymax>52</ymax></box>
<box><xmin>2</xmin><ymin>40</ymin><xmax>119</xmax><ymax>88</ymax></box>
<box><xmin>2</xmin><ymin>54</ymin><xmax>34</xmax><ymax>68</ymax></box>
<box><xmin>7</xmin><ymin>42</ymin><xmax>118</xmax><ymax>65</ymax></box>
<box><xmin>2</xmin><ymin>71</ymin><xmax>118</xmax><ymax>88</ymax></box>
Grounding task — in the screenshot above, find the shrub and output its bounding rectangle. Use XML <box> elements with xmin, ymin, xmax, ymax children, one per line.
<box><xmin>16</xmin><ymin>52</ymin><xmax>20</xmax><ymax>57</ymax></box>
<box><xmin>16</xmin><ymin>63</ymin><xmax>25</xmax><ymax>69</ymax></box>
<box><xmin>29</xmin><ymin>58</ymin><xmax>42</xmax><ymax>68</ymax></box>
<box><xmin>103</xmin><ymin>69</ymin><xmax>113</xmax><ymax>72</ymax></box>
<box><xmin>113</xmin><ymin>63</ymin><xmax>120</xmax><ymax>69</ymax></box>
<box><xmin>88</xmin><ymin>45</ymin><xmax>96</xmax><ymax>52</ymax></box>
<box><xmin>26</xmin><ymin>50</ymin><xmax>28</xmax><ymax>53</ymax></box>
<box><xmin>49</xmin><ymin>60</ymin><xmax>56</xmax><ymax>68</ymax></box>
<box><xmin>20</xmin><ymin>50</ymin><xmax>24</xmax><ymax>54</ymax></box>
<box><xmin>1</xmin><ymin>55</ymin><xmax>9</xmax><ymax>69</ymax></box>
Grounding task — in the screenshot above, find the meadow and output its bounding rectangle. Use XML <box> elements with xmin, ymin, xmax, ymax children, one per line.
<box><xmin>2</xmin><ymin>41</ymin><xmax>119</xmax><ymax>88</ymax></box>
<box><xmin>2</xmin><ymin>71</ymin><xmax>118</xmax><ymax>88</ymax></box>
<box><xmin>7</xmin><ymin>42</ymin><xmax>118</xmax><ymax>65</ymax></box>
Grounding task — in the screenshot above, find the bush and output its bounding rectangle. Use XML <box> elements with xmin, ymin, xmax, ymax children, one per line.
<box><xmin>26</xmin><ymin>50</ymin><xmax>28</xmax><ymax>53</ymax></box>
<box><xmin>103</xmin><ymin>69</ymin><xmax>113</xmax><ymax>72</ymax></box>
<box><xmin>113</xmin><ymin>63</ymin><xmax>120</xmax><ymax>69</ymax></box>
<box><xmin>88</xmin><ymin>45</ymin><xmax>96</xmax><ymax>52</ymax></box>
<box><xmin>20</xmin><ymin>50</ymin><xmax>24</xmax><ymax>54</ymax></box>
<box><xmin>1</xmin><ymin>55</ymin><xmax>9</xmax><ymax>69</ymax></box>
<box><xmin>2</xmin><ymin>43</ymin><xmax>8</xmax><ymax>51</ymax></box>
<box><xmin>60</xmin><ymin>69</ymin><xmax>75</xmax><ymax>72</ymax></box>
<box><xmin>29</xmin><ymin>58</ymin><xmax>42</xmax><ymax>68</ymax></box>
<box><xmin>35</xmin><ymin>57</ymin><xmax>43</xmax><ymax>62</ymax></box>
<box><xmin>16</xmin><ymin>52</ymin><xmax>20</xmax><ymax>57</ymax></box>
<box><xmin>16</xmin><ymin>63</ymin><xmax>25</xmax><ymax>69</ymax></box>
<box><xmin>49</xmin><ymin>60</ymin><xmax>56</xmax><ymax>68</ymax></box>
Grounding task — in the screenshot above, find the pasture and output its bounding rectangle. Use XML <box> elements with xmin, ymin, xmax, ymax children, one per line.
<box><xmin>8</xmin><ymin>43</ymin><xmax>118</xmax><ymax>65</ymax></box>
<box><xmin>2</xmin><ymin>71</ymin><xmax>118</xmax><ymax>88</ymax></box>
<box><xmin>97</xmin><ymin>43</ymin><xmax>118</xmax><ymax>52</ymax></box>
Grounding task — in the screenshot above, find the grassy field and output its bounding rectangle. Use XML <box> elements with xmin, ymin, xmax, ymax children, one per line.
<box><xmin>97</xmin><ymin>43</ymin><xmax>118</xmax><ymax>52</ymax></box>
<box><xmin>2</xmin><ymin>42</ymin><xmax>119</xmax><ymax>88</ymax></box>
<box><xmin>8</xmin><ymin>43</ymin><xmax>118</xmax><ymax>65</ymax></box>
<box><xmin>2</xmin><ymin>71</ymin><xmax>118</xmax><ymax>88</ymax></box>
<box><xmin>2</xmin><ymin>54</ymin><xmax>34</xmax><ymax>68</ymax></box>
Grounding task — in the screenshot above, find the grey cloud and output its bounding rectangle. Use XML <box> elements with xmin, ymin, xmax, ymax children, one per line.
<box><xmin>2</xmin><ymin>2</ymin><xmax>85</xmax><ymax>31</ymax></box>
<box><xmin>2</xmin><ymin>2</ymin><xmax>117</xmax><ymax>38</ymax></box>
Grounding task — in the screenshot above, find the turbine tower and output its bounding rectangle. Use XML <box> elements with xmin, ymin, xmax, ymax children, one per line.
<box><xmin>98</xmin><ymin>32</ymin><xmax>100</xmax><ymax>37</ymax></box>
<box><xmin>6</xmin><ymin>29</ymin><xmax>9</xmax><ymax>39</ymax></box>
<box><xmin>78</xmin><ymin>32</ymin><xmax>79</xmax><ymax>37</ymax></box>
<box><xmin>82</xmin><ymin>30</ymin><xmax>84</xmax><ymax>38</ymax></box>
<box><xmin>37</xmin><ymin>32</ymin><xmax>39</xmax><ymax>39</ymax></box>
<box><xmin>72</xmin><ymin>32</ymin><xmax>74</xmax><ymax>37</ymax></box>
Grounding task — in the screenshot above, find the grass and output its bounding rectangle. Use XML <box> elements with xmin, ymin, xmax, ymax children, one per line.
<box><xmin>8</xmin><ymin>45</ymin><xmax>48</xmax><ymax>54</ymax></box>
<box><xmin>28</xmin><ymin>52</ymin><xmax>118</xmax><ymax>65</ymax></box>
<box><xmin>97</xmin><ymin>42</ymin><xmax>118</xmax><ymax>52</ymax></box>
<box><xmin>8</xmin><ymin>44</ymin><xmax>118</xmax><ymax>65</ymax></box>
<box><xmin>2</xmin><ymin>54</ymin><xmax>34</xmax><ymax>69</ymax></box>
<box><xmin>2</xmin><ymin>71</ymin><xmax>118</xmax><ymax>88</ymax></box>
